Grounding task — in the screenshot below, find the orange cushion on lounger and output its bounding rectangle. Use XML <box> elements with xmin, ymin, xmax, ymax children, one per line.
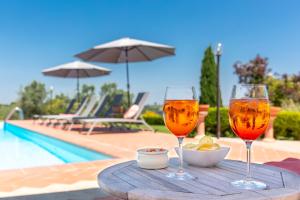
<box><xmin>124</xmin><ymin>105</ymin><xmax>139</xmax><ymax>119</ymax></box>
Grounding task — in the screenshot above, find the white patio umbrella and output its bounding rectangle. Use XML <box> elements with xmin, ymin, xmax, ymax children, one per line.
<box><xmin>75</xmin><ymin>37</ymin><xmax>175</xmax><ymax>107</ymax></box>
<box><xmin>42</xmin><ymin>61</ymin><xmax>111</xmax><ymax>102</ymax></box>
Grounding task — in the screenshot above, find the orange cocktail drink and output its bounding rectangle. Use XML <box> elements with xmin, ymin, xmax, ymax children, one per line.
<box><xmin>163</xmin><ymin>100</ymin><xmax>199</xmax><ymax>137</ymax></box>
<box><xmin>229</xmin><ymin>99</ymin><xmax>270</xmax><ymax>140</ymax></box>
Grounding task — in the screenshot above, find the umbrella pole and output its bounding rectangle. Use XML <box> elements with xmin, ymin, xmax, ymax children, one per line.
<box><xmin>77</xmin><ymin>70</ymin><xmax>80</xmax><ymax>103</ymax></box>
<box><xmin>125</xmin><ymin>48</ymin><xmax>131</xmax><ymax>107</ymax></box>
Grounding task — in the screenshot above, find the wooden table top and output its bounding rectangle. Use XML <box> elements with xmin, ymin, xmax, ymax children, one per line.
<box><xmin>98</xmin><ymin>159</ymin><xmax>300</xmax><ymax>200</ymax></box>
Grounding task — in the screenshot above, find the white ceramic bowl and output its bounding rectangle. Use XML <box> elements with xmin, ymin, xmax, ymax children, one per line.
<box><xmin>175</xmin><ymin>147</ymin><xmax>230</xmax><ymax>167</ymax></box>
<box><xmin>137</xmin><ymin>148</ymin><xmax>169</xmax><ymax>169</ymax></box>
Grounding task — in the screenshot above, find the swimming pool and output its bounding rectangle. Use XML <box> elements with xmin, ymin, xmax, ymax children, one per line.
<box><xmin>0</xmin><ymin>123</ymin><xmax>111</xmax><ymax>170</ymax></box>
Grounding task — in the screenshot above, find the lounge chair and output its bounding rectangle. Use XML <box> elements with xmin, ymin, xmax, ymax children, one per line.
<box><xmin>72</xmin><ymin>96</ymin><xmax>88</xmax><ymax>115</ymax></box>
<box><xmin>37</xmin><ymin>96</ymin><xmax>88</xmax><ymax>123</ymax></box>
<box><xmin>33</xmin><ymin>97</ymin><xmax>77</xmax><ymax>123</ymax></box>
<box><xmin>40</xmin><ymin>96</ymin><xmax>91</xmax><ymax>126</ymax></box>
<box><xmin>50</xmin><ymin>95</ymin><xmax>99</xmax><ymax>126</ymax></box>
<box><xmin>67</xmin><ymin>94</ymin><xmax>123</xmax><ymax>131</ymax></box>
<box><xmin>79</xmin><ymin>92</ymin><xmax>154</xmax><ymax>135</ymax></box>
<box><xmin>103</xmin><ymin>94</ymin><xmax>124</xmax><ymax>118</ymax></box>
<box><xmin>63</xmin><ymin>98</ymin><xmax>77</xmax><ymax>114</ymax></box>
<box><xmin>65</xmin><ymin>94</ymin><xmax>109</xmax><ymax>131</ymax></box>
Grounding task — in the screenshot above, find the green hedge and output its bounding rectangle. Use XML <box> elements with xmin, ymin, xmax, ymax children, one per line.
<box><xmin>205</xmin><ymin>107</ymin><xmax>235</xmax><ymax>137</ymax></box>
<box><xmin>142</xmin><ymin>108</ymin><xmax>235</xmax><ymax>137</ymax></box>
<box><xmin>142</xmin><ymin>111</ymin><xmax>164</xmax><ymax>125</ymax></box>
<box><xmin>142</xmin><ymin>110</ymin><xmax>196</xmax><ymax>137</ymax></box>
<box><xmin>274</xmin><ymin>111</ymin><xmax>300</xmax><ymax>140</ymax></box>
<box><xmin>206</xmin><ymin>108</ymin><xmax>300</xmax><ymax>140</ymax></box>
<box><xmin>143</xmin><ymin>108</ymin><xmax>300</xmax><ymax>140</ymax></box>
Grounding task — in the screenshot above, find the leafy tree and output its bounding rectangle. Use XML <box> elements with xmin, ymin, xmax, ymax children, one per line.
<box><xmin>267</xmin><ymin>73</ymin><xmax>300</xmax><ymax>106</ymax></box>
<box><xmin>231</xmin><ymin>54</ymin><xmax>300</xmax><ymax>106</ymax></box>
<box><xmin>81</xmin><ymin>84</ymin><xmax>95</xmax><ymax>98</ymax></box>
<box><xmin>0</xmin><ymin>102</ymin><xmax>18</xmax><ymax>120</ymax></box>
<box><xmin>43</xmin><ymin>93</ymin><xmax>70</xmax><ymax>115</ymax></box>
<box><xmin>100</xmin><ymin>82</ymin><xmax>132</xmax><ymax>109</ymax></box>
<box><xmin>233</xmin><ymin>55</ymin><xmax>270</xmax><ymax>84</ymax></box>
<box><xmin>100</xmin><ymin>82</ymin><xmax>118</xmax><ymax>97</ymax></box>
<box><xmin>265</xmin><ymin>75</ymin><xmax>285</xmax><ymax>106</ymax></box>
<box><xmin>290</xmin><ymin>73</ymin><xmax>300</xmax><ymax>102</ymax></box>
<box><xmin>19</xmin><ymin>81</ymin><xmax>47</xmax><ymax>118</ymax></box>
<box><xmin>199</xmin><ymin>46</ymin><xmax>221</xmax><ymax>106</ymax></box>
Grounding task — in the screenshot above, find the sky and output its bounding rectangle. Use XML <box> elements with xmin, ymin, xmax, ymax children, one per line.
<box><xmin>0</xmin><ymin>0</ymin><xmax>300</xmax><ymax>105</ymax></box>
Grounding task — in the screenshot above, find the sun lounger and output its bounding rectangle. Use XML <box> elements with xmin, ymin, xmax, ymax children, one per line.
<box><xmin>103</xmin><ymin>94</ymin><xmax>123</xmax><ymax>117</ymax></box>
<box><xmin>38</xmin><ymin>96</ymin><xmax>88</xmax><ymax>120</ymax></box>
<box><xmin>79</xmin><ymin>92</ymin><xmax>154</xmax><ymax>135</ymax></box>
<box><xmin>66</xmin><ymin>94</ymin><xmax>122</xmax><ymax>131</ymax></box>
<box><xmin>50</xmin><ymin>95</ymin><xmax>98</xmax><ymax>126</ymax></box>
<box><xmin>73</xmin><ymin>96</ymin><xmax>88</xmax><ymax>115</ymax></box>
<box><xmin>33</xmin><ymin>97</ymin><xmax>76</xmax><ymax>122</ymax></box>
<box><xmin>64</xmin><ymin>98</ymin><xmax>77</xmax><ymax>114</ymax></box>
<box><xmin>35</xmin><ymin>96</ymin><xmax>89</xmax><ymax>125</ymax></box>
<box><xmin>65</xmin><ymin>94</ymin><xmax>109</xmax><ymax>131</ymax></box>
<box><xmin>40</xmin><ymin>96</ymin><xmax>91</xmax><ymax>126</ymax></box>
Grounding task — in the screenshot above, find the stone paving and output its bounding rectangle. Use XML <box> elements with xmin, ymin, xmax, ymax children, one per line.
<box><xmin>1</xmin><ymin>120</ymin><xmax>299</xmax><ymax>199</ymax></box>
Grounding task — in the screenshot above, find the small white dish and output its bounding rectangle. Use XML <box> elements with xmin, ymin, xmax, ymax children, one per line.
<box><xmin>137</xmin><ymin>148</ymin><xmax>169</xmax><ymax>169</ymax></box>
<box><xmin>175</xmin><ymin>147</ymin><xmax>230</xmax><ymax>167</ymax></box>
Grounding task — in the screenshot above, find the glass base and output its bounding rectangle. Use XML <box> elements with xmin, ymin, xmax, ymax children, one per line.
<box><xmin>166</xmin><ymin>171</ymin><xmax>194</xmax><ymax>180</ymax></box>
<box><xmin>231</xmin><ymin>179</ymin><xmax>267</xmax><ymax>190</ymax></box>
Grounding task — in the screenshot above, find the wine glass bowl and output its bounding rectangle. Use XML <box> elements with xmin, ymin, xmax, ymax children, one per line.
<box><xmin>163</xmin><ymin>87</ymin><xmax>199</xmax><ymax>180</ymax></box>
<box><xmin>229</xmin><ymin>98</ymin><xmax>270</xmax><ymax>141</ymax></box>
<box><xmin>229</xmin><ymin>84</ymin><xmax>270</xmax><ymax>190</ymax></box>
<box><xmin>163</xmin><ymin>100</ymin><xmax>199</xmax><ymax>137</ymax></box>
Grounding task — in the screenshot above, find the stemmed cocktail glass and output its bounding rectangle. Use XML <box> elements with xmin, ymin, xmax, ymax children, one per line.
<box><xmin>228</xmin><ymin>84</ymin><xmax>270</xmax><ymax>190</ymax></box>
<box><xmin>163</xmin><ymin>87</ymin><xmax>199</xmax><ymax>180</ymax></box>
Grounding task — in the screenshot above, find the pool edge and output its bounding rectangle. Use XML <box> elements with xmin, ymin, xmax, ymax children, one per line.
<box><xmin>4</xmin><ymin>121</ymin><xmax>116</xmax><ymax>159</ymax></box>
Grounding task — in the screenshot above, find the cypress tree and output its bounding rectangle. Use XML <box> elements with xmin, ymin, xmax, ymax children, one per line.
<box><xmin>199</xmin><ymin>46</ymin><xmax>222</xmax><ymax>106</ymax></box>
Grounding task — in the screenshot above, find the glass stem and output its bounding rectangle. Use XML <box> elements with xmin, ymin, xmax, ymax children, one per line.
<box><xmin>178</xmin><ymin>137</ymin><xmax>184</xmax><ymax>173</ymax></box>
<box><xmin>245</xmin><ymin>140</ymin><xmax>253</xmax><ymax>180</ymax></box>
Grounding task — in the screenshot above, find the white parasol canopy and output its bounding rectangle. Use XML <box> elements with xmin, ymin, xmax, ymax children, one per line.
<box><xmin>42</xmin><ymin>61</ymin><xmax>111</xmax><ymax>101</ymax></box>
<box><xmin>75</xmin><ymin>37</ymin><xmax>175</xmax><ymax>106</ymax></box>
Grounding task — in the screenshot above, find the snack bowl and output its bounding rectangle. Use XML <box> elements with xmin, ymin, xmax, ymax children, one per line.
<box><xmin>175</xmin><ymin>147</ymin><xmax>230</xmax><ymax>167</ymax></box>
<box><xmin>137</xmin><ymin>148</ymin><xmax>169</xmax><ymax>169</ymax></box>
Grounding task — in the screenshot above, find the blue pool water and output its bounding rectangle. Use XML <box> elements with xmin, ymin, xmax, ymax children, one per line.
<box><xmin>0</xmin><ymin>123</ymin><xmax>111</xmax><ymax>170</ymax></box>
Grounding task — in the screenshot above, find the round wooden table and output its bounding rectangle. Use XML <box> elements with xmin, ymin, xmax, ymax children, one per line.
<box><xmin>98</xmin><ymin>159</ymin><xmax>300</xmax><ymax>200</ymax></box>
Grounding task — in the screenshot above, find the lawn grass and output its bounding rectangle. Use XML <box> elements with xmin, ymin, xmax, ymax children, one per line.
<box><xmin>129</xmin><ymin>124</ymin><xmax>170</xmax><ymax>133</ymax></box>
<box><xmin>151</xmin><ymin>125</ymin><xmax>198</xmax><ymax>138</ymax></box>
<box><xmin>151</xmin><ymin>125</ymin><xmax>170</xmax><ymax>133</ymax></box>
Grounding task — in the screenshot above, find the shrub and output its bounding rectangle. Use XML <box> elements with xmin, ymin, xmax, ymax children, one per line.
<box><xmin>281</xmin><ymin>99</ymin><xmax>300</xmax><ymax>112</ymax></box>
<box><xmin>142</xmin><ymin>111</ymin><xmax>164</xmax><ymax>125</ymax></box>
<box><xmin>43</xmin><ymin>94</ymin><xmax>70</xmax><ymax>115</ymax></box>
<box><xmin>19</xmin><ymin>81</ymin><xmax>47</xmax><ymax>118</ymax></box>
<box><xmin>274</xmin><ymin>111</ymin><xmax>300</xmax><ymax>140</ymax></box>
<box><xmin>187</xmin><ymin>129</ymin><xmax>198</xmax><ymax>138</ymax></box>
<box><xmin>0</xmin><ymin>103</ymin><xmax>18</xmax><ymax>120</ymax></box>
<box><xmin>142</xmin><ymin>111</ymin><xmax>198</xmax><ymax>137</ymax></box>
<box><xmin>205</xmin><ymin>107</ymin><xmax>235</xmax><ymax>137</ymax></box>
<box><xmin>143</xmin><ymin>107</ymin><xmax>300</xmax><ymax>140</ymax></box>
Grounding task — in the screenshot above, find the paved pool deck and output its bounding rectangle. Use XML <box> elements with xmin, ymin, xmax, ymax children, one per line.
<box><xmin>1</xmin><ymin>120</ymin><xmax>300</xmax><ymax>198</ymax></box>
